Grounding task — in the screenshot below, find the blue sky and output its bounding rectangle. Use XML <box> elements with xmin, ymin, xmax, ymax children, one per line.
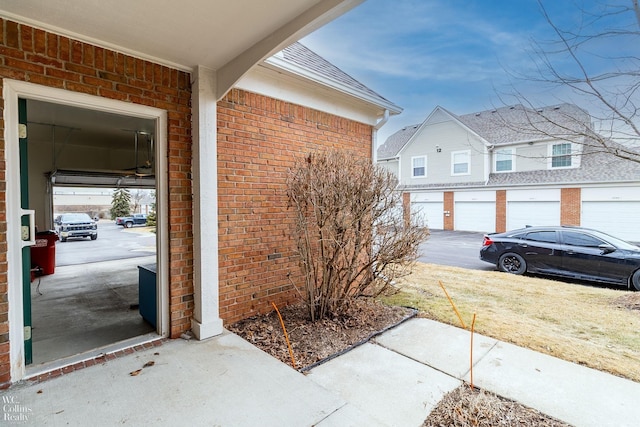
<box><xmin>302</xmin><ymin>0</ymin><xmax>637</xmax><ymax>143</ymax></box>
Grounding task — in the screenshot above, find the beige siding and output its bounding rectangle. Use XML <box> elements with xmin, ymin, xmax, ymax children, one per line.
<box><xmin>493</xmin><ymin>140</ymin><xmax>581</xmax><ymax>173</ymax></box>
<box><xmin>378</xmin><ymin>159</ymin><xmax>399</xmax><ymax>177</ymax></box>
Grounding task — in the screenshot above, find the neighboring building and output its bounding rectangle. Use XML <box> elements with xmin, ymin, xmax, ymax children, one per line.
<box><xmin>0</xmin><ymin>2</ymin><xmax>402</xmax><ymax>387</ymax></box>
<box><xmin>378</xmin><ymin>104</ymin><xmax>640</xmax><ymax>241</ymax></box>
<box><xmin>52</xmin><ymin>187</ymin><xmax>155</xmax><ymax>218</ymax></box>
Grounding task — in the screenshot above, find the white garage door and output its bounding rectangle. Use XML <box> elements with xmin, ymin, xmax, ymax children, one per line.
<box><xmin>507</xmin><ymin>201</ymin><xmax>560</xmax><ymax>230</ymax></box>
<box><xmin>454</xmin><ymin>201</ymin><xmax>495</xmax><ymax>233</ymax></box>
<box><xmin>582</xmin><ymin>201</ymin><xmax>640</xmax><ymax>242</ymax></box>
<box><xmin>412</xmin><ymin>202</ymin><xmax>444</xmax><ymax>229</ymax></box>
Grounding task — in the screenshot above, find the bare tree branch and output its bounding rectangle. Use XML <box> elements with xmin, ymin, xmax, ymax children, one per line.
<box><xmin>499</xmin><ymin>0</ymin><xmax>640</xmax><ymax>163</ymax></box>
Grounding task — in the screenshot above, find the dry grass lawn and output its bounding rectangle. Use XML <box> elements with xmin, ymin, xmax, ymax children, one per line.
<box><xmin>380</xmin><ymin>262</ymin><xmax>640</xmax><ymax>382</ymax></box>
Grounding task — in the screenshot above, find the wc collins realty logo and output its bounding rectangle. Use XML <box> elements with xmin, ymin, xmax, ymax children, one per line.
<box><xmin>2</xmin><ymin>395</ymin><xmax>32</xmax><ymax>423</ymax></box>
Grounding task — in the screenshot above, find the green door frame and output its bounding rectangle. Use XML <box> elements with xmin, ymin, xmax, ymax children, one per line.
<box><xmin>19</xmin><ymin>98</ymin><xmax>33</xmax><ymax>365</ymax></box>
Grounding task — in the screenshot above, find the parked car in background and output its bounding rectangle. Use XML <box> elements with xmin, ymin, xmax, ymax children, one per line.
<box><xmin>55</xmin><ymin>213</ymin><xmax>98</xmax><ymax>242</ymax></box>
<box><xmin>115</xmin><ymin>213</ymin><xmax>148</xmax><ymax>228</ymax></box>
<box><xmin>480</xmin><ymin>226</ymin><xmax>640</xmax><ymax>290</ymax></box>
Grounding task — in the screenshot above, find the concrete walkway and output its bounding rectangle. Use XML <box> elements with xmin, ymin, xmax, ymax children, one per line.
<box><xmin>2</xmin><ymin>318</ymin><xmax>639</xmax><ymax>426</ymax></box>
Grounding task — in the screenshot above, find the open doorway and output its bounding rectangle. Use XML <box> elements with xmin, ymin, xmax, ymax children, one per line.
<box><xmin>23</xmin><ymin>99</ymin><xmax>162</xmax><ymax>367</ymax></box>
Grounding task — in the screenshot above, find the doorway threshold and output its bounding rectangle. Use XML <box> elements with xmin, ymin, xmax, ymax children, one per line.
<box><xmin>24</xmin><ymin>333</ymin><xmax>165</xmax><ymax>384</ymax></box>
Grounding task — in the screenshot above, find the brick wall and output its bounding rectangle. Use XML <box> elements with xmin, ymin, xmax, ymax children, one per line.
<box><xmin>495</xmin><ymin>190</ymin><xmax>506</xmax><ymax>232</ymax></box>
<box><xmin>0</xmin><ymin>18</ymin><xmax>192</xmax><ymax>386</ymax></box>
<box><xmin>443</xmin><ymin>191</ymin><xmax>454</xmax><ymax>230</ymax></box>
<box><xmin>217</xmin><ymin>89</ymin><xmax>373</xmax><ymax>324</ymax></box>
<box><xmin>402</xmin><ymin>192</ymin><xmax>411</xmax><ymax>228</ymax></box>
<box><xmin>561</xmin><ymin>188</ymin><xmax>581</xmax><ymax>226</ymax></box>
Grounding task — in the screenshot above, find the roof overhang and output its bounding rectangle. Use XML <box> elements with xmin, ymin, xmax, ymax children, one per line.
<box><xmin>0</xmin><ymin>0</ymin><xmax>365</xmax><ymax>99</ymax></box>
<box><xmin>263</xmin><ymin>54</ymin><xmax>402</xmax><ymax>115</ymax></box>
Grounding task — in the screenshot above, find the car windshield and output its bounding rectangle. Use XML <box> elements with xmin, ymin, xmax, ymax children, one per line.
<box><xmin>588</xmin><ymin>229</ymin><xmax>640</xmax><ymax>250</ymax></box>
<box><xmin>61</xmin><ymin>213</ymin><xmax>92</xmax><ymax>222</ymax></box>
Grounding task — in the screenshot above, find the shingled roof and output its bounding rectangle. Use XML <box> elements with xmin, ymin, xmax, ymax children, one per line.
<box><xmin>271</xmin><ymin>42</ymin><xmax>401</xmax><ymax>113</ymax></box>
<box><xmin>457</xmin><ymin>103</ymin><xmax>591</xmax><ymax>145</ymax></box>
<box><xmin>377</xmin><ymin>123</ymin><xmax>421</xmax><ymax>160</ymax></box>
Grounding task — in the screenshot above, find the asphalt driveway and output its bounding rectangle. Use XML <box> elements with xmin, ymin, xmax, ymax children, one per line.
<box><xmin>418</xmin><ymin>229</ymin><xmax>495</xmax><ymax>271</ymax></box>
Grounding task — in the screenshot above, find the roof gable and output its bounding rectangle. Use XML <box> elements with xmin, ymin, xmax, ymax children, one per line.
<box><xmin>377</xmin><ymin>105</ymin><xmax>486</xmax><ymax>159</ymax></box>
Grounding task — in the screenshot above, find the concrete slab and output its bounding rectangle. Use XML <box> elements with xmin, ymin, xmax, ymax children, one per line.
<box><xmin>316</xmin><ymin>403</ymin><xmax>387</xmax><ymax>427</ymax></box>
<box><xmin>2</xmin><ymin>332</ymin><xmax>345</xmax><ymax>426</ymax></box>
<box><xmin>31</xmin><ymin>256</ymin><xmax>156</xmax><ymax>365</ymax></box>
<box><xmin>307</xmin><ymin>342</ymin><xmax>461</xmax><ymax>427</ymax></box>
<box><xmin>375</xmin><ymin>318</ymin><xmax>498</xmax><ymax>378</ymax></box>
<box><xmin>471</xmin><ymin>340</ymin><xmax>640</xmax><ymax>427</ymax></box>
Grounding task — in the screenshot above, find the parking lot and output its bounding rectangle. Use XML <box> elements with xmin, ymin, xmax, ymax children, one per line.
<box><xmin>418</xmin><ymin>229</ymin><xmax>495</xmax><ymax>271</ymax></box>
<box><xmin>55</xmin><ymin>220</ymin><xmax>156</xmax><ymax>266</ymax></box>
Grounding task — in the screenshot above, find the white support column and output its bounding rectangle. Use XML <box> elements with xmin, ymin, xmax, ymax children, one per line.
<box><xmin>191</xmin><ymin>65</ymin><xmax>224</xmax><ymax>339</ymax></box>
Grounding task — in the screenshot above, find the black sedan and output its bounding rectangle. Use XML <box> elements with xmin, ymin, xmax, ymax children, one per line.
<box><xmin>480</xmin><ymin>226</ymin><xmax>640</xmax><ymax>290</ymax></box>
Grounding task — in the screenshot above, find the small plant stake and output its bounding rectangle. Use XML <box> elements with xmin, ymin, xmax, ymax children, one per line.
<box><xmin>439</xmin><ymin>280</ymin><xmax>466</xmax><ymax>329</ymax></box>
<box><xmin>272</xmin><ymin>302</ymin><xmax>297</xmax><ymax>369</ymax></box>
<box><xmin>470</xmin><ymin>313</ymin><xmax>477</xmax><ymax>390</ymax></box>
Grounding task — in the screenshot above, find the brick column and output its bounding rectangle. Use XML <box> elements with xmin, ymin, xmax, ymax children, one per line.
<box><xmin>496</xmin><ymin>190</ymin><xmax>506</xmax><ymax>232</ymax></box>
<box><xmin>561</xmin><ymin>188</ymin><xmax>581</xmax><ymax>226</ymax></box>
<box><xmin>402</xmin><ymin>192</ymin><xmax>411</xmax><ymax>228</ymax></box>
<box><xmin>444</xmin><ymin>191</ymin><xmax>454</xmax><ymax>230</ymax></box>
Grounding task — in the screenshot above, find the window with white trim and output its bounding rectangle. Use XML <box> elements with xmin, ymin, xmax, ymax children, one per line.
<box><xmin>495</xmin><ymin>148</ymin><xmax>514</xmax><ymax>172</ymax></box>
<box><xmin>411</xmin><ymin>156</ymin><xmax>426</xmax><ymax>177</ymax></box>
<box><xmin>451</xmin><ymin>150</ymin><xmax>470</xmax><ymax>175</ymax></box>
<box><xmin>551</xmin><ymin>143</ymin><xmax>572</xmax><ymax>168</ymax></box>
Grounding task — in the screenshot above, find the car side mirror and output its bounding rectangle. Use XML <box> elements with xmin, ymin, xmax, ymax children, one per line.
<box><xmin>599</xmin><ymin>244</ymin><xmax>616</xmax><ymax>254</ymax></box>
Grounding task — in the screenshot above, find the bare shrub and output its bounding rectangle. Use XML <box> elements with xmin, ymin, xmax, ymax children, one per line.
<box><xmin>287</xmin><ymin>149</ymin><xmax>429</xmax><ymax>322</ymax></box>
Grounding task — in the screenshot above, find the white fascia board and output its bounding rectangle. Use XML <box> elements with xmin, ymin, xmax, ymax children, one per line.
<box><xmin>263</xmin><ymin>56</ymin><xmax>402</xmax><ymax>115</ymax></box>
<box><xmin>236</xmin><ymin>64</ymin><xmax>383</xmax><ymax>125</ymax></box>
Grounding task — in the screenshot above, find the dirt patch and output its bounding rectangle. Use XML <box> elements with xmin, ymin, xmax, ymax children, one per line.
<box><xmin>613</xmin><ymin>292</ymin><xmax>640</xmax><ymax>310</ymax></box>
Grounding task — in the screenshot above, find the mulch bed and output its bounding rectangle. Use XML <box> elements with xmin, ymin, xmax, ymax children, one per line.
<box><xmin>228</xmin><ymin>299</ymin><xmax>415</xmax><ymax>370</ymax></box>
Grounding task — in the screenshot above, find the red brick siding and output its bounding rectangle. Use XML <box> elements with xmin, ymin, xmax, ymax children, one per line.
<box><xmin>443</xmin><ymin>191</ymin><xmax>454</xmax><ymax>230</ymax></box>
<box><xmin>402</xmin><ymin>192</ymin><xmax>411</xmax><ymax>228</ymax></box>
<box><xmin>0</xmin><ymin>18</ymin><xmax>192</xmax><ymax>386</ymax></box>
<box><xmin>561</xmin><ymin>188</ymin><xmax>581</xmax><ymax>226</ymax></box>
<box><xmin>217</xmin><ymin>89</ymin><xmax>373</xmax><ymax>324</ymax></box>
<box><xmin>495</xmin><ymin>190</ymin><xmax>506</xmax><ymax>233</ymax></box>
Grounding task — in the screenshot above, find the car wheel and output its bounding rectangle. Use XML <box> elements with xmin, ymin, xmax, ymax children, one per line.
<box><xmin>61</xmin><ymin>237</ymin><xmax>67</xmax><ymax>242</ymax></box>
<box><xmin>498</xmin><ymin>253</ymin><xmax>527</xmax><ymax>275</ymax></box>
<box><xmin>125</xmin><ymin>222</ymin><xmax>133</xmax><ymax>228</ymax></box>
<box><xmin>630</xmin><ymin>270</ymin><xmax>640</xmax><ymax>291</ymax></box>
<box><xmin>91</xmin><ymin>234</ymin><xmax>97</xmax><ymax>240</ymax></box>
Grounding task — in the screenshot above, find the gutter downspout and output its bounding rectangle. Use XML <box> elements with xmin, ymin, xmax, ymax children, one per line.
<box><xmin>373</xmin><ymin>109</ymin><xmax>390</xmax><ymax>163</ymax></box>
<box><xmin>485</xmin><ymin>144</ymin><xmax>494</xmax><ymax>185</ymax></box>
